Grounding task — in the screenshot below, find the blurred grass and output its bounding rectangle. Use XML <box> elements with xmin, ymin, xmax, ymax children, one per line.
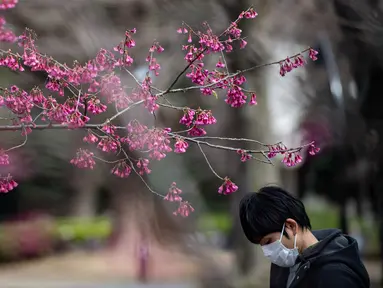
<box><xmin>55</xmin><ymin>216</ymin><xmax>112</xmax><ymax>242</ymax></box>
<box><xmin>196</xmin><ymin>209</ymin><xmax>341</xmax><ymax>234</ymax></box>
<box><xmin>0</xmin><ymin>207</ymin><xmax>377</xmax><ymax>259</ymax></box>
<box><xmin>197</xmin><ymin>207</ymin><xmax>379</xmax><ymax>254</ymax></box>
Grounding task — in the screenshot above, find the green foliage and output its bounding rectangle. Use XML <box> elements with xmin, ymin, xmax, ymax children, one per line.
<box><xmin>307</xmin><ymin>208</ymin><xmax>379</xmax><ymax>254</ymax></box>
<box><xmin>306</xmin><ymin>209</ymin><xmax>339</xmax><ymax>229</ymax></box>
<box><xmin>197</xmin><ymin>212</ymin><xmax>232</xmax><ymax>234</ymax></box>
<box><xmin>55</xmin><ymin>216</ymin><xmax>112</xmax><ymax>242</ymax></box>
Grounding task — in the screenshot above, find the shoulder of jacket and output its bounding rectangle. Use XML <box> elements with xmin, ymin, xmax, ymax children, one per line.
<box><xmin>316</xmin><ymin>262</ymin><xmax>358</xmax><ymax>278</ymax></box>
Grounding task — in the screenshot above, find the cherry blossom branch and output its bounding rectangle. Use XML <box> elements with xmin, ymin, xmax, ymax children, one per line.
<box><xmin>161</xmin><ymin>47</ymin><xmax>312</xmax><ymax>95</ymax></box>
<box><xmin>240</xmin><ymin>48</ymin><xmax>311</xmax><ymax>74</ymax></box>
<box><xmin>94</xmin><ymin>125</ymin><xmax>166</xmax><ymax>199</ymax></box>
<box><xmin>0</xmin><ymin>124</ymin><xmax>104</xmax><ymax>131</ymax></box>
<box><xmin>0</xmin><ymin>3</ymin><xmax>320</xmax><ymax>216</ymax></box>
<box><xmin>0</xmin><ymin>122</ymin><xmax>314</xmax><ymax>157</ymax></box>
<box><xmin>171</xmin><ymin>132</ymin><xmax>314</xmax><ymax>155</ymax></box>
<box><xmin>162</xmin><ymin>7</ymin><xmax>254</xmax><ymax>94</ymax></box>
<box><xmin>188</xmin><ymin>136</ymin><xmax>267</xmax><ymax>146</ymax></box>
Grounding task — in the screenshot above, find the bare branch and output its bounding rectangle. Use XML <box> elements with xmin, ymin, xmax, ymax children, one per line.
<box><xmin>197</xmin><ymin>142</ymin><xmax>224</xmax><ymax>180</ymax></box>
<box><xmin>5</xmin><ymin>126</ymin><xmax>28</xmax><ymax>152</ymax></box>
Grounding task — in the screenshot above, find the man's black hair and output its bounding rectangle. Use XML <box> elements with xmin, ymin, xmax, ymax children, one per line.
<box><xmin>239</xmin><ymin>186</ymin><xmax>312</xmax><ymax>244</ymax></box>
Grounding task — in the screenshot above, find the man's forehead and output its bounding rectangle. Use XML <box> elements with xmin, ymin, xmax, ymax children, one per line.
<box><xmin>256</xmin><ymin>232</ymin><xmax>279</xmax><ymax>244</ymax></box>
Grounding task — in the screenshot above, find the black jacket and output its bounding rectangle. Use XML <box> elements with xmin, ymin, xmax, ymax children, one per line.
<box><xmin>269</xmin><ymin>229</ymin><xmax>370</xmax><ymax>288</ymax></box>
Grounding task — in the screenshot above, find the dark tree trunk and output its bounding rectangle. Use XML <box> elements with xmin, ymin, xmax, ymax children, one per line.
<box><xmin>339</xmin><ymin>203</ymin><xmax>348</xmax><ymax>235</ymax></box>
<box><xmin>332</xmin><ymin>1</ymin><xmax>383</xmax><ymax>282</ymax></box>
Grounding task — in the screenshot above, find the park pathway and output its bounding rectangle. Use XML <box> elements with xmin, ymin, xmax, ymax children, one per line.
<box><xmin>0</xmin><ymin>250</ymin><xmax>380</xmax><ymax>288</ymax></box>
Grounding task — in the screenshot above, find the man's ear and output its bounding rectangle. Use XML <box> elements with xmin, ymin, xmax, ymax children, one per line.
<box><xmin>285</xmin><ymin>218</ymin><xmax>298</xmax><ymax>235</ymax></box>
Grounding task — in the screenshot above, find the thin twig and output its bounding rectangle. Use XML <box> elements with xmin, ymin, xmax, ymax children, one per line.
<box><xmin>75</xmin><ymin>88</ymin><xmax>82</xmax><ymax>112</ymax></box>
<box><xmin>92</xmin><ymin>156</ymin><xmax>122</xmax><ymax>164</ymax></box>
<box><xmin>197</xmin><ymin>142</ymin><xmax>224</xmax><ymax>180</ymax></box>
<box><xmin>156</xmin><ymin>102</ymin><xmax>184</xmax><ymax>110</ymax></box>
<box><xmin>163</xmin><ymin>47</ymin><xmax>208</xmax><ymax>94</ymax></box>
<box><xmin>123</xmin><ymin>68</ymin><xmax>143</xmax><ymax>88</ymax></box>
<box><xmin>124</xmin><ymin>151</ymin><xmax>165</xmax><ymax>198</ymax></box>
<box><xmin>220</xmin><ymin>50</ymin><xmax>230</xmax><ymax>74</ymax></box>
<box><xmin>191</xmin><ymin>136</ymin><xmax>267</xmax><ymax>146</ymax></box>
<box><xmin>5</xmin><ymin>126</ymin><xmax>28</xmax><ymax>152</ymax></box>
<box><xmin>261</xmin><ymin>151</ymin><xmax>274</xmax><ymax>165</ymax></box>
<box><xmin>106</xmin><ymin>100</ymin><xmax>144</xmax><ymax>123</ymax></box>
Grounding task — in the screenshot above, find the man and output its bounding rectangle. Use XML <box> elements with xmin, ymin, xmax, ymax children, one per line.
<box><xmin>239</xmin><ymin>186</ymin><xmax>370</xmax><ymax>288</ymax></box>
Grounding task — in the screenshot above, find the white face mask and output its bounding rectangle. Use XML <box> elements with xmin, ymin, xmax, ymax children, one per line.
<box><xmin>261</xmin><ymin>223</ymin><xmax>299</xmax><ymax>267</ymax></box>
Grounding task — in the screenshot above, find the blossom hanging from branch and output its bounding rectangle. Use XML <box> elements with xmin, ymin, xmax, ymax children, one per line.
<box><xmin>0</xmin><ymin>2</ymin><xmax>319</xmax><ymax>217</ymax></box>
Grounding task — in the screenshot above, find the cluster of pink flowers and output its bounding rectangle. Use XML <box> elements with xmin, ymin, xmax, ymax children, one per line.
<box><xmin>279</xmin><ymin>55</ymin><xmax>305</xmax><ymax>77</ymax></box>
<box><xmin>237</xmin><ymin>149</ymin><xmax>252</xmax><ymax>162</ymax></box>
<box><xmin>0</xmin><ymin>173</ymin><xmax>18</xmax><ymax>193</ymax></box>
<box><xmin>163</xmin><ymin>182</ymin><xmax>194</xmax><ymax>217</ymax></box>
<box><xmin>279</xmin><ymin>48</ymin><xmax>319</xmax><ymax>77</ymax></box>
<box><xmin>174</xmin><ymin>138</ymin><xmax>189</xmax><ymax>153</ymax></box>
<box><xmin>308</xmin><ymin>142</ymin><xmax>320</xmax><ymax>156</ymax></box>
<box><xmin>179</xmin><ymin>10</ymin><xmax>262</xmax><ymax>109</ymax></box>
<box><xmin>111</xmin><ymin>160</ymin><xmax>132</xmax><ymax>178</ymax></box>
<box><xmin>69</xmin><ymin>149</ymin><xmax>96</xmax><ymax>169</ymax></box>
<box><xmin>0</xmin><ymin>3</ymin><xmax>320</xmax><ymax>217</ymax></box>
<box><xmin>266</xmin><ymin>142</ymin><xmax>320</xmax><ymax>167</ymax></box>
<box><xmin>218</xmin><ymin>177</ymin><xmax>239</xmax><ymax>195</ymax></box>
<box><xmin>0</xmin><ymin>15</ymin><xmax>17</xmax><ymax>42</ymax></box>
<box><xmin>0</xmin><ymin>150</ymin><xmax>9</xmax><ymax>165</ymax></box>
<box><xmin>0</xmin><ymin>0</ymin><xmax>17</xmax><ymax>10</ymax></box>
<box><xmin>179</xmin><ymin>108</ymin><xmax>217</xmax><ymax>137</ymax></box>
<box><xmin>309</xmin><ymin>48</ymin><xmax>318</xmax><ymax>61</ymax></box>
